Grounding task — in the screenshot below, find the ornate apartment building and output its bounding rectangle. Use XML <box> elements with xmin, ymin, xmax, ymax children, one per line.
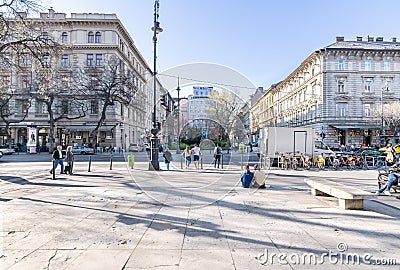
<box><xmin>251</xmin><ymin>36</ymin><xmax>400</xmax><ymax>148</ymax></box>
<box><xmin>0</xmin><ymin>8</ymin><xmax>164</xmax><ymax>150</ymax></box>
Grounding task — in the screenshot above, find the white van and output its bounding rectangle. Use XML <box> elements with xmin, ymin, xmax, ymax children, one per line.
<box><xmin>314</xmin><ymin>140</ymin><xmax>335</xmax><ymax>157</ymax></box>
<box><xmin>129</xmin><ymin>143</ymin><xmax>143</xmax><ymax>152</ymax></box>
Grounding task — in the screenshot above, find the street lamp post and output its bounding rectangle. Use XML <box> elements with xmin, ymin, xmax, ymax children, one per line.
<box><xmin>176</xmin><ymin>77</ymin><xmax>181</xmax><ymax>154</ymax></box>
<box><xmin>381</xmin><ymin>87</ymin><xmax>385</xmax><ymax>147</ymax></box>
<box><xmin>380</xmin><ymin>84</ymin><xmax>390</xmax><ymax>147</ymax></box>
<box><xmin>149</xmin><ymin>0</ymin><xmax>163</xmax><ymax>171</ymax></box>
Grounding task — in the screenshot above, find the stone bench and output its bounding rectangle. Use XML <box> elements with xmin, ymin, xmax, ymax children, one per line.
<box><xmin>304</xmin><ymin>178</ymin><xmax>377</xmax><ymax>210</ymax></box>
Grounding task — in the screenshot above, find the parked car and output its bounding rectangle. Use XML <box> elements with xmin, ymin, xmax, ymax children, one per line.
<box><xmin>355</xmin><ymin>148</ymin><xmax>382</xmax><ymax>157</ymax></box>
<box><xmin>71</xmin><ymin>146</ymin><xmax>94</xmax><ymax>155</ymax></box>
<box><xmin>129</xmin><ymin>143</ymin><xmax>143</xmax><ymax>152</ymax></box>
<box><xmin>143</xmin><ymin>143</ymin><xmax>151</xmax><ymax>151</ymax></box>
<box><xmin>0</xmin><ymin>146</ymin><xmax>15</xmax><ymax>155</ymax></box>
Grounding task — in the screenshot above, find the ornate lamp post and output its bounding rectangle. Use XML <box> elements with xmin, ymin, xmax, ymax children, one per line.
<box><xmin>149</xmin><ymin>0</ymin><xmax>163</xmax><ymax>171</ymax></box>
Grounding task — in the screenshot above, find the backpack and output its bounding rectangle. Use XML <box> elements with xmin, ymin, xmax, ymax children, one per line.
<box><xmin>216</xmin><ymin>147</ymin><xmax>222</xmax><ymax>155</ymax></box>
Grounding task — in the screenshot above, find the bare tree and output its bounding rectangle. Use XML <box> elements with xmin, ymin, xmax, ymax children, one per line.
<box><xmin>1</xmin><ymin>1</ymin><xmax>64</xmax><ymax>149</ymax></box>
<box><xmin>31</xmin><ymin>60</ymin><xmax>89</xmax><ymax>151</ymax></box>
<box><xmin>0</xmin><ymin>0</ymin><xmax>49</xmax><ymax>58</ymax></box>
<box><xmin>375</xmin><ymin>101</ymin><xmax>400</xmax><ymax>139</ymax></box>
<box><xmin>208</xmin><ymin>90</ymin><xmax>246</xmax><ymax>145</ymax></box>
<box><xmin>0</xmin><ymin>82</ymin><xmax>32</xmax><ymax>148</ymax></box>
<box><xmin>79</xmin><ymin>56</ymin><xmax>136</xmax><ymax>148</ymax></box>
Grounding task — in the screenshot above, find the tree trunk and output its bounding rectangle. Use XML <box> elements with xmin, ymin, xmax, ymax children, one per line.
<box><xmin>91</xmin><ymin>101</ymin><xmax>109</xmax><ymax>151</ymax></box>
<box><xmin>46</xmin><ymin>99</ymin><xmax>56</xmax><ymax>153</ymax></box>
<box><xmin>4</xmin><ymin>122</ymin><xmax>11</xmax><ymax>148</ymax></box>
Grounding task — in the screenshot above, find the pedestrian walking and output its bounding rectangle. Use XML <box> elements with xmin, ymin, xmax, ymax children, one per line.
<box><xmin>191</xmin><ymin>143</ymin><xmax>202</xmax><ymax>169</ymax></box>
<box><xmin>182</xmin><ymin>145</ymin><xmax>191</xmax><ymax>168</ymax></box>
<box><xmin>385</xmin><ymin>143</ymin><xmax>396</xmax><ymax>166</ymax></box>
<box><xmin>65</xmin><ymin>145</ymin><xmax>74</xmax><ymax>175</ymax></box>
<box><xmin>213</xmin><ymin>144</ymin><xmax>222</xmax><ymax>168</ymax></box>
<box><xmin>163</xmin><ymin>148</ymin><xmax>172</xmax><ymax>170</ymax></box>
<box><xmin>50</xmin><ymin>145</ymin><xmax>65</xmax><ymax>175</ymax></box>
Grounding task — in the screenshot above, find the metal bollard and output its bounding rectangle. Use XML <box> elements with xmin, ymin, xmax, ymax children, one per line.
<box><xmin>221</xmin><ymin>154</ymin><xmax>224</xmax><ymax>169</ymax></box>
<box><xmin>201</xmin><ymin>157</ymin><xmax>203</xmax><ymax>169</ymax></box>
<box><xmin>88</xmin><ymin>156</ymin><xmax>92</xmax><ymax>172</ymax></box>
<box><xmin>181</xmin><ymin>155</ymin><xmax>183</xmax><ymax>169</ymax></box>
<box><xmin>52</xmin><ymin>160</ymin><xmax>55</xmax><ymax>180</ymax></box>
<box><xmin>110</xmin><ymin>153</ymin><xmax>113</xmax><ymax>170</ymax></box>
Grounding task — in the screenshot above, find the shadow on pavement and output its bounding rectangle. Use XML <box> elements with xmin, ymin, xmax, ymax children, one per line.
<box><xmin>0</xmin><ymin>175</ymin><xmax>98</xmax><ymax>188</ymax></box>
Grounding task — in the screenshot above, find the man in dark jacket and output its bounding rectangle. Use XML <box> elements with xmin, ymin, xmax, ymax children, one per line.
<box><xmin>50</xmin><ymin>145</ymin><xmax>65</xmax><ymax>174</ymax></box>
<box><xmin>241</xmin><ymin>165</ymin><xmax>254</xmax><ymax>188</ymax></box>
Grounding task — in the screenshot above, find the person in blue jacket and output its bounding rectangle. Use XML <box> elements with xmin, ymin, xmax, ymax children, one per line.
<box><xmin>241</xmin><ymin>165</ymin><xmax>254</xmax><ymax>188</ymax></box>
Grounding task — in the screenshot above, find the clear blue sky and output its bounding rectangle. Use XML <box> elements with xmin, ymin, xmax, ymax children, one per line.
<box><xmin>49</xmin><ymin>0</ymin><xmax>400</xmax><ymax>89</ymax></box>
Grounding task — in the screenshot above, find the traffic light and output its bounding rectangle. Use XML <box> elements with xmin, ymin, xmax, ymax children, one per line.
<box><xmin>160</xmin><ymin>94</ymin><xmax>167</xmax><ymax>108</ymax></box>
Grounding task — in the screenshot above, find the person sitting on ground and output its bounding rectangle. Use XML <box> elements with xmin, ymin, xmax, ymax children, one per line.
<box><xmin>252</xmin><ymin>164</ymin><xmax>266</xmax><ymax>188</ymax></box>
<box><xmin>241</xmin><ymin>165</ymin><xmax>254</xmax><ymax>188</ymax></box>
<box><xmin>376</xmin><ymin>172</ymin><xmax>398</xmax><ymax>196</ymax></box>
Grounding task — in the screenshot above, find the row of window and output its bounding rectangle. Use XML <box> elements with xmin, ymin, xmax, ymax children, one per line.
<box><xmin>276</xmin><ymin>103</ymin><xmax>375</xmax><ymax>120</ymax></box>
<box><xmin>11</xmin><ymin>99</ymin><xmax>100</xmax><ymax>115</ymax></box>
<box><xmin>336</xmin><ymin>103</ymin><xmax>374</xmax><ymax>117</ymax></box>
<box><xmin>337</xmin><ymin>78</ymin><xmax>392</xmax><ymax>93</ymax></box>
<box><xmin>39</xmin><ymin>54</ymin><xmax>104</xmax><ymax>67</ymax></box>
<box><xmin>338</xmin><ymin>59</ymin><xmax>392</xmax><ymax>71</ymax></box>
<box><xmin>43</xmin><ymin>31</ymin><xmax>102</xmax><ymax>44</ymax></box>
<box><xmin>13</xmin><ymin>99</ymin><xmax>145</xmax><ymax>120</ymax></box>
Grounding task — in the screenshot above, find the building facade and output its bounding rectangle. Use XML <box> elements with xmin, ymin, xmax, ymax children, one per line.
<box><xmin>188</xmin><ymin>86</ymin><xmax>215</xmax><ymax>126</ymax></box>
<box><xmin>251</xmin><ymin>36</ymin><xmax>400</xmax><ymax>148</ymax></box>
<box><xmin>0</xmin><ymin>9</ymin><xmax>160</xmax><ymax>151</ymax></box>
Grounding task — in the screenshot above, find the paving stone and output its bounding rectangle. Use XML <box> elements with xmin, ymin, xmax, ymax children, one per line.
<box><xmin>1</xmin><ymin>161</ymin><xmax>400</xmax><ymax>269</ymax></box>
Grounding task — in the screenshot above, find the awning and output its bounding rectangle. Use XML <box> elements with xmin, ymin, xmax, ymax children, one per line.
<box><xmin>63</xmin><ymin>125</ymin><xmax>115</xmax><ymax>132</ymax></box>
<box><xmin>330</xmin><ymin>125</ymin><xmax>380</xmax><ymax>130</ymax></box>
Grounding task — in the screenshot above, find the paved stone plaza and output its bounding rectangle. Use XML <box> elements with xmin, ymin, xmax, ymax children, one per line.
<box><xmin>0</xmin><ymin>156</ymin><xmax>399</xmax><ymax>269</ymax></box>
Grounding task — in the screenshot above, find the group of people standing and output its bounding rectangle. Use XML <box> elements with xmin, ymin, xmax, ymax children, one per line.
<box><xmin>164</xmin><ymin>143</ymin><xmax>223</xmax><ymax>171</ymax></box>
<box><xmin>181</xmin><ymin>143</ymin><xmax>202</xmax><ymax>169</ymax></box>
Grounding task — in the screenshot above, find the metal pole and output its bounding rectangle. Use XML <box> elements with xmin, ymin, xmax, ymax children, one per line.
<box><xmin>221</xmin><ymin>154</ymin><xmax>223</xmax><ymax>169</ymax></box>
<box><xmin>149</xmin><ymin>0</ymin><xmax>161</xmax><ymax>171</ymax></box>
<box><xmin>110</xmin><ymin>153</ymin><xmax>113</xmax><ymax>170</ymax></box>
<box><xmin>88</xmin><ymin>155</ymin><xmax>92</xmax><ymax>172</ymax></box>
<box><xmin>381</xmin><ymin>88</ymin><xmax>384</xmax><ymax>147</ymax></box>
<box><xmin>176</xmin><ymin>77</ymin><xmax>180</xmax><ymax>154</ymax></box>
<box><xmin>52</xmin><ymin>160</ymin><xmax>55</xmax><ymax>180</ymax></box>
